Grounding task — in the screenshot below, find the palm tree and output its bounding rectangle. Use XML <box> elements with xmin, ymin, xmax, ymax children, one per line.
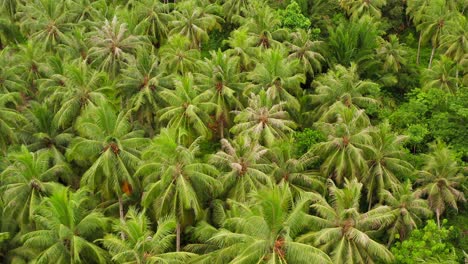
<box><xmin>43</xmin><ymin>61</ymin><xmax>113</xmax><ymax>128</ymax></box>
<box><xmin>134</xmin><ymin>0</ymin><xmax>172</xmax><ymax>46</ymax></box>
<box><xmin>88</xmin><ymin>16</ymin><xmax>143</xmax><ymax>76</ymax></box>
<box><xmin>416</xmin><ymin>141</ymin><xmax>466</xmax><ymax>228</ymax></box>
<box><xmin>308</xmin><ymin>63</ymin><xmax>380</xmax><ymax>119</ymax></box>
<box><xmin>339</xmin><ymin>0</ymin><xmax>387</xmax><ymax>19</ymax></box>
<box><xmin>18</xmin><ymin>188</ymin><xmax>108</xmax><ymax>263</ymax></box>
<box><xmin>137</xmin><ymin>129</ymin><xmax>219</xmax><ymax>251</ymax></box>
<box><xmin>268</xmin><ymin>140</ymin><xmax>325</xmax><ymax>195</ymax></box>
<box><xmin>195</xmin><ymin>50</ymin><xmax>243</xmax><ymax>138</ymax></box>
<box><xmin>361</xmin><ymin>122</ymin><xmax>414</xmax><ymax>207</ymax></box>
<box><xmin>16</xmin><ymin>0</ymin><xmax>72</xmax><ymax>50</ymax></box>
<box><xmin>224</xmin><ymin>28</ymin><xmax>256</xmax><ymax>72</ymax></box>
<box><xmin>230</xmin><ymin>92</ymin><xmax>297</xmax><ymax>146</ymax></box>
<box><xmin>68</xmin><ymin>102</ymin><xmax>149</xmax><ymax>228</ymax></box>
<box><xmin>159</xmin><ymin>35</ymin><xmax>201</xmax><ymax>75</ymax></box>
<box><xmin>0</xmin><ymin>146</ymin><xmax>70</xmax><ymax>228</ymax></box>
<box><xmin>0</xmin><ymin>92</ymin><xmax>25</xmax><ymax>154</ymax></box>
<box><xmin>0</xmin><ymin>48</ymin><xmax>25</xmax><ymax>93</ymax></box>
<box><xmin>20</xmin><ymin>102</ymin><xmax>73</xmax><ymax>167</ymax></box>
<box><xmin>417</xmin><ymin>0</ymin><xmax>451</xmax><ymax>68</ymax></box>
<box><xmin>193</xmin><ymin>185</ymin><xmax>332</xmax><ymax>263</ymax></box>
<box><xmin>376</xmin><ymin>35</ymin><xmax>408</xmax><ymax>73</ymax></box>
<box><xmin>170</xmin><ymin>2</ymin><xmax>222</xmax><ymax>49</ymax></box>
<box><xmin>118</xmin><ymin>48</ymin><xmax>169</xmax><ymax>135</ymax></box>
<box><xmin>210</xmin><ymin>136</ymin><xmax>272</xmax><ymax>202</ymax></box>
<box><xmin>406</xmin><ymin>0</ymin><xmax>431</xmax><ymax>65</ymax></box>
<box><xmin>237</xmin><ymin>1</ymin><xmax>287</xmax><ymax>49</ymax></box>
<box><xmin>286</xmin><ymin>29</ymin><xmax>325</xmax><ymax>77</ymax></box>
<box><xmin>440</xmin><ymin>13</ymin><xmax>467</xmax><ymax>83</ymax></box>
<box><xmin>101</xmin><ymin>208</ymin><xmax>196</xmax><ymax>263</ymax></box>
<box><xmin>381</xmin><ymin>181</ymin><xmax>432</xmax><ymax>245</ymax></box>
<box><xmin>312</xmin><ymin>104</ymin><xmax>372</xmax><ymax>185</ymax></box>
<box><xmin>158</xmin><ymin>74</ymin><xmax>215</xmax><ymax>145</ymax></box>
<box><xmin>422</xmin><ymin>56</ymin><xmax>459</xmax><ymax>94</ymax></box>
<box><xmin>247</xmin><ymin>48</ymin><xmax>305</xmax><ymax>110</ymax></box>
<box><xmin>222</xmin><ymin>0</ymin><xmax>251</xmax><ymax>24</ymax></box>
<box><xmin>299</xmin><ymin>179</ymin><xmax>394</xmax><ymax>263</ymax></box>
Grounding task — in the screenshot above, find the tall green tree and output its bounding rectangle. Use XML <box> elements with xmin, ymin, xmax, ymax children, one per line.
<box><xmin>158</xmin><ymin>74</ymin><xmax>215</xmax><ymax>145</ymax></box>
<box><xmin>230</xmin><ymin>92</ymin><xmax>297</xmax><ymax>146</ymax></box>
<box><xmin>170</xmin><ymin>2</ymin><xmax>222</xmax><ymax>49</ymax></box>
<box><xmin>18</xmin><ymin>188</ymin><xmax>108</xmax><ymax>263</ymax></box>
<box><xmin>416</xmin><ymin>141</ymin><xmax>466</xmax><ymax>228</ymax></box>
<box><xmin>308</xmin><ymin>63</ymin><xmax>380</xmax><ymax>119</ymax></box>
<box><xmin>210</xmin><ymin>136</ymin><xmax>272</xmax><ymax>202</ymax></box>
<box><xmin>247</xmin><ymin>48</ymin><xmax>305</xmax><ymax>110</ymax></box>
<box><xmin>376</xmin><ymin>35</ymin><xmax>408</xmax><ymax>73</ymax></box>
<box><xmin>195</xmin><ymin>50</ymin><xmax>243</xmax><ymax>139</ymax></box>
<box><xmin>138</xmin><ymin>129</ymin><xmax>219</xmax><ymax>251</ymax></box>
<box><xmin>312</xmin><ymin>105</ymin><xmax>372</xmax><ymax>184</ymax></box>
<box><xmin>286</xmin><ymin>29</ymin><xmax>325</xmax><ymax>77</ymax></box>
<box><xmin>68</xmin><ymin>103</ymin><xmax>149</xmax><ymax>228</ymax></box>
<box><xmin>193</xmin><ymin>185</ymin><xmax>333</xmax><ymax>263</ymax></box>
<box><xmin>159</xmin><ymin>35</ymin><xmax>201</xmax><ymax>75</ymax></box>
<box><xmin>88</xmin><ymin>16</ymin><xmax>143</xmax><ymax>76</ymax></box>
<box><xmin>299</xmin><ymin>179</ymin><xmax>394</xmax><ymax>263</ymax></box>
<box><xmin>381</xmin><ymin>181</ymin><xmax>432</xmax><ymax>245</ymax></box>
<box><xmin>134</xmin><ymin>0</ymin><xmax>172</xmax><ymax>46</ymax></box>
<box><xmin>0</xmin><ymin>146</ymin><xmax>70</xmax><ymax>228</ymax></box>
<box><xmin>0</xmin><ymin>92</ymin><xmax>25</xmax><ymax>153</ymax></box>
<box><xmin>339</xmin><ymin>0</ymin><xmax>387</xmax><ymax>19</ymax></box>
<box><xmin>362</xmin><ymin>122</ymin><xmax>413</xmax><ymax>206</ymax></box>
<box><xmin>101</xmin><ymin>208</ymin><xmax>196</xmax><ymax>263</ymax></box>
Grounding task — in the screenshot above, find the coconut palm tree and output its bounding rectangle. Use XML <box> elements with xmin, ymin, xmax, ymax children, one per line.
<box><xmin>222</xmin><ymin>0</ymin><xmax>251</xmax><ymax>24</ymax></box>
<box><xmin>422</xmin><ymin>56</ymin><xmax>459</xmax><ymax>94</ymax></box>
<box><xmin>376</xmin><ymin>35</ymin><xmax>408</xmax><ymax>73</ymax></box>
<box><xmin>134</xmin><ymin>0</ymin><xmax>172</xmax><ymax>46</ymax></box>
<box><xmin>299</xmin><ymin>179</ymin><xmax>394</xmax><ymax>263</ymax></box>
<box><xmin>311</xmin><ymin>104</ymin><xmax>372</xmax><ymax>185</ymax></box>
<box><xmin>118</xmin><ymin>48</ymin><xmax>169</xmax><ymax>135</ymax></box>
<box><xmin>170</xmin><ymin>2</ymin><xmax>222</xmax><ymax>49</ymax></box>
<box><xmin>195</xmin><ymin>50</ymin><xmax>243</xmax><ymax>138</ymax></box>
<box><xmin>339</xmin><ymin>0</ymin><xmax>387</xmax><ymax>19</ymax></box>
<box><xmin>43</xmin><ymin>61</ymin><xmax>113</xmax><ymax>128</ymax></box>
<box><xmin>18</xmin><ymin>188</ymin><xmax>108</xmax><ymax>263</ymax></box>
<box><xmin>0</xmin><ymin>92</ymin><xmax>25</xmax><ymax>154</ymax></box>
<box><xmin>230</xmin><ymin>92</ymin><xmax>297</xmax><ymax>146</ymax></box>
<box><xmin>88</xmin><ymin>16</ymin><xmax>143</xmax><ymax>76</ymax></box>
<box><xmin>440</xmin><ymin>13</ymin><xmax>467</xmax><ymax>84</ymax></box>
<box><xmin>158</xmin><ymin>74</ymin><xmax>215</xmax><ymax>145</ymax></box>
<box><xmin>417</xmin><ymin>0</ymin><xmax>452</xmax><ymax>68</ymax></box>
<box><xmin>101</xmin><ymin>208</ymin><xmax>196</xmax><ymax>263</ymax></box>
<box><xmin>193</xmin><ymin>184</ymin><xmax>333</xmax><ymax>263</ymax></box>
<box><xmin>308</xmin><ymin>63</ymin><xmax>380</xmax><ymax>119</ymax></box>
<box><xmin>68</xmin><ymin>102</ymin><xmax>149</xmax><ymax>227</ymax></box>
<box><xmin>210</xmin><ymin>136</ymin><xmax>272</xmax><ymax>202</ymax></box>
<box><xmin>286</xmin><ymin>29</ymin><xmax>325</xmax><ymax>77</ymax></box>
<box><xmin>247</xmin><ymin>48</ymin><xmax>305</xmax><ymax>111</ymax></box>
<box><xmin>416</xmin><ymin>141</ymin><xmax>466</xmax><ymax>228</ymax></box>
<box><xmin>381</xmin><ymin>181</ymin><xmax>432</xmax><ymax>245</ymax></box>
<box><xmin>137</xmin><ymin>129</ymin><xmax>219</xmax><ymax>251</ymax></box>
<box><xmin>159</xmin><ymin>35</ymin><xmax>201</xmax><ymax>75</ymax></box>
<box><xmin>224</xmin><ymin>28</ymin><xmax>256</xmax><ymax>72</ymax></box>
<box><xmin>16</xmin><ymin>0</ymin><xmax>72</xmax><ymax>50</ymax></box>
<box><xmin>268</xmin><ymin>140</ymin><xmax>325</xmax><ymax>195</ymax></box>
<box><xmin>362</xmin><ymin>122</ymin><xmax>414</xmax><ymax>207</ymax></box>
<box><xmin>0</xmin><ymin>146</ymin><xmax>70</xmax><ymax>229</ymax></box>
<box><xmin>237</xmin><ymin>1</ymin><xmax>287</xmax><ymax>49</ymax></box>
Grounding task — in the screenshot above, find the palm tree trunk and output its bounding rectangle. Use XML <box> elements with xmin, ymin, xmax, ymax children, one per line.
<box><xmin>118</xmin><ymin>196</ymin><xmax>126</xmax><ymax>240</ymax></box>
<box><xmin>428</xmin><ymin>45</ymin><xmax>436</xmax><ymax>69</ymax></box>
<box><xmin>219</xmin><ymin>119</ymin><xmax>224</xmax><ymax>139</ymax></box>
<box><xmin>176</xmin><ymin>221</ymin><xmax>181</xmax><ymax>252</ymax></box>
<box><xmin>416</xmin><ymin>33</ymin><xmax>422</xmax><ymax>65</ymax></box>
<box><xmin>436</xmin><ymin>208</ymin><xmax>440</xmax><ymax>229</ymax></box>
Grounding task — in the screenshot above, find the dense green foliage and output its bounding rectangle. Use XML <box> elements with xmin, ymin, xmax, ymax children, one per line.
<box><xmin>0</xmin><ymin>0</ymin><xmax>466</xmax><ymax>263</ymax></box>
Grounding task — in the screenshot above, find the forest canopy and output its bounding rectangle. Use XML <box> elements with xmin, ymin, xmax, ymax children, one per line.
<box><xmin>0</xmin><ymin>0</ymin><xmax>467</xmax><ymax>263</ymax></box>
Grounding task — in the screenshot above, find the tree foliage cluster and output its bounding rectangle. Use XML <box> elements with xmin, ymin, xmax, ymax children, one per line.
<box><xmin>0</xmin><ymin>0</ymin><xmax>466</xmax><ymax>263</ymax></box>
